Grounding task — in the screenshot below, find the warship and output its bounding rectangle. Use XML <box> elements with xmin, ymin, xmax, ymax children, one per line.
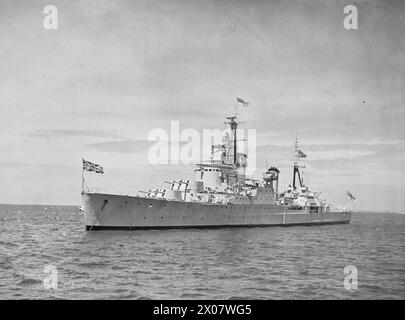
<box><xmin>82</xmin><ymin>102</ymin><xmax>351</xmax><ymax>230</ymax></box>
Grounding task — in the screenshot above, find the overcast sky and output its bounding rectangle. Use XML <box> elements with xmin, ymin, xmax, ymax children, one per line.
<box><xmin>0</xmin><ymin>0</ymin><xmax>404</xmax><ymax>211</ymax></box>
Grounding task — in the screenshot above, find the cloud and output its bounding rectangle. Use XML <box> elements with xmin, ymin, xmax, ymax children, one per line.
<box><xmin>23</xmin><ymin>129</ymin><xmax>122</xmax><ymax>139</ymax></box>
<box><xmin>84</xmin><ymin>140</ymin><xmax>152</xmax><ymax>153</ymax></box>
<box><xmin>256</xmin><ymin>141</ymin><xmax>405</xmax><ymax>172</ymax></box>
<box><xmin>84</xmin><ymin>138</ymin><xmax>209</xmax><ymax>154</ymax></box>
<box><xmin>309</xmin><ymin>150</ymin><xmax>375</xmax><ymax>160</ymax></box>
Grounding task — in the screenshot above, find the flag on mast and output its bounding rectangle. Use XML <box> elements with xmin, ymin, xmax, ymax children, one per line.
<box><xmin>236</xmin><ymin>97</ymin><xmax>249</xmax><ymax>107</ymax></box>
<box><xmin>83</xmin><ymin>159</ymin><xmax>104</xmax><ymax>174</ymax></box>
<box><xmin>295</xmin><ymin>149</ymin><xmax>307</xmax><ymax>158</ymax></box>
<box><xmin>346</xmin><ymin>190</ymin><xmax>356</xmax><ymax>201</ymax></box>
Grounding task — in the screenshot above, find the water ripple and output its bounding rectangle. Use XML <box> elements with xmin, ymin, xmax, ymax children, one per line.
<box><xmin>0</xmin><ymin>205</ymin><xmax>404</xmax><ymax>299</ymax></box>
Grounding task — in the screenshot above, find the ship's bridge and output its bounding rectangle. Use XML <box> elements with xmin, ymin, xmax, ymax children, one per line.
<box><xmin>194</xmin><ymin>114</ymin><xmax>248</xmax><ymax>189</ymax></box>
<box><xmin>194</xmin><ymin>161</ymin><xmax>245</xmax><ymax>189</ymax></box>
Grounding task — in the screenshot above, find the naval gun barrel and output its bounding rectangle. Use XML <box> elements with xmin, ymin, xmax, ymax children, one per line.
<box><xmin>164</xmin><ymin>181</ymin><xmax>175</xmax><ymax>190</ymax></box>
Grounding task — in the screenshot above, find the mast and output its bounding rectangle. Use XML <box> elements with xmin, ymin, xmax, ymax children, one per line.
<box><xmin>233</xmin><ymin>119</ymin><xmax>237</xmax><ymax>164</ymax></box>
<box><xmin>81</xmin><ymin>158</ymin><xmax>85</xmax><ymax>194</ymax></box>
<box><xmin>292</xmin><ymin>134</ymin><xmax>303</xmax><ymax>189</ymax></box>
<box><xmin>224</xmin><ymin>98</ymin><xmax>249</xmax><ymax>167</ymax></box>
<box><xmin>225</xmin><ymin>115</ymin><xmax>239</xmax><ymax>165</ymax></box>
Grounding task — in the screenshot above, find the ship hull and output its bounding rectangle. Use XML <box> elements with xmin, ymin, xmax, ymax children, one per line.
<box><xmin>83</xmin><ymin>192</ymin><xmax>351</xmax><ymax>231</ymax></box>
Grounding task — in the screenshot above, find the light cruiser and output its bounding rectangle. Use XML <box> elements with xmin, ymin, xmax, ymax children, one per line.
<box><xmin>83</xmin><ymin>107</ymin><xmax>351</xmax><ymax>230</ymax></box>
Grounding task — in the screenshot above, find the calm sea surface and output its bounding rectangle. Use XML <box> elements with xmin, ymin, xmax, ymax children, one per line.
<box><xmin>0</xmin><ymin>204</ymin><xmax>404</xmax><ymax>299</ymax></box>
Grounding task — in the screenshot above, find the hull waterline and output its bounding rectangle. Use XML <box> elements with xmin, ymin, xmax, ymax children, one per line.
<box><xmin>83</xmin><ymin>192</ymin><xmax>351</xmax><ymax>231</ymax></box>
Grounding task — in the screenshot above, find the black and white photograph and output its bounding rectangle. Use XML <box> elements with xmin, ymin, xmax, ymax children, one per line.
<box><xmin>0</xmin><ymin>0</ymin><xmax>404</xmax><ymax>305</ymax></box>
